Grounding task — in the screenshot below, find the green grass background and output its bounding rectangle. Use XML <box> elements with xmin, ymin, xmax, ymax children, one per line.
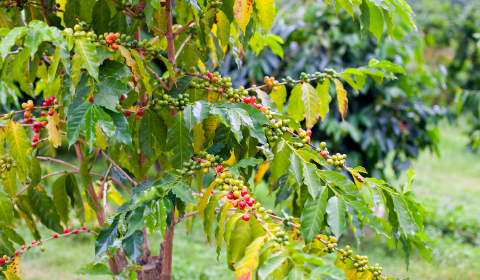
<box><xmin>15</xmin><ymin>120</ymin><xmax>480</xmax><ymax>280</ymax></box>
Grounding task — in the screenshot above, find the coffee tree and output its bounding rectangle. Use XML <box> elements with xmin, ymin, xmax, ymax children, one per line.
<box><xmin>0</xmin><ymin>0</ymin><xmax>430</xmax><ymax>279</ymax></box>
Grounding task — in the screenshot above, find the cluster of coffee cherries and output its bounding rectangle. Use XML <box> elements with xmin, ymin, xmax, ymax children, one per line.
<box><xmin>316</xmin><ymin>235</ymin><xmax>338</xmax><ymax>253</ymax></box>
<box><xmin>297</xmin><ymin>128</ymin><xmax>312</xmax><ymax>143</ymax></box>
<box><xmin>326</xmin><ymin>153</ymin><xmax>347</xmax><ymax>172</ymax></box>
<box><xmin>0</xmin><ymin>155</ymin><xmax>17</xmax><ymax>178</ymax></box>
<box><xmin>0</xmin><ymin>0</ymin><xmax>38</xmax><ymax>12</ymax></box>
<box><xmin>177</xmin><ymin>151</ymin><xmax>224</xmax><ymax>176</ymax></box>
<box><xmin>160</xmin><ymin>91</ymin><xmax>191</xmax><ymax>111</ymax></box>
<box><xmin>201</xmin><ymin>0</ymin><xmax>222</xmax><ymax>14</ymax></box>
<box><xmin>263</xmin><ymin>76</ymin><xmax>280</xmax><ymax>91</ymax></box>
<box><xmin>269</xmin><ymin>227</ymin><xmax>290</xmax><ymax>246</ymax></box>
<box><xmin>323</xmin><ymin>68</ymin><xmax>338</xmax><ymax>79</ymax></box>
<box><xmin>319</xmin><ymin>142</ymin><xmax>328</xmax><ymax>157</ymax></box>
<box><xmin>263</xmin><ymin>118</ymin><xmax>290</xmax><ymax>142</ymax></box>
<box><xmin>313</xmin><ymin>72</ymin><xmax>329</xmax><ymax>83</ymax></box>
<box><xmin>281</xmin><ymin>76</ymin><xmax>298</xmax><ymax>87</ymax></box>
<box><xmin>191</xmin><ymin>71</ymin><xmax>233</xmax><ymax>95</ymax></box>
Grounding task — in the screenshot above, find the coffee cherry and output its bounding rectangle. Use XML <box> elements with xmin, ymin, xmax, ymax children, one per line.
<box><xmin>31</xmin><ymin>240</ymin><xmax>36</xmax><ymax>245</ymax></box>
<box><xmin>14</xmin><ymin>251</ymin><xmax>19</xmax><ymax>256</ymax></box>
<box><xmin>242</xmin><ymin>214</ymin><xmax>250</xmax><ymax>221</ymax></box>
<box><xmin>216</xmin><ymin>165</ymin><xmax>223</xmax><ymax>172</ymax></box>
<box><xmin>82</xmin><ymin>227</ymin><xmax>87</xmax><ymax>230</ymax></box>
<box><xmin>226</xmin><ymin>192</ymin><xmax>234</xmax><ymax>200</ymax></box>
<box><xmin>73</xmin><ymin>230</ymin><xmax>78</xmax><ymax>234</ymax></box>
<box><xmin>238</xmin><ymin>200</ymin><xmax>246</xmax><ymax>209</ymax></box>
<box><xmin>48</xmin><ymin>110</ymin><xmax>54</xmax><ymax>116</ymax></box>
<box><xmin>21</xmin><ymin>245</ymin><xmax>26</xmax><ymax>250</ymax></box>
<box><xmin>53</xmin><ymin>233</ymin><xmax>58</xmax><ymax>238</ymax></box>
<box><xmin>40</xmin><ymin>245</ymin><xmax>45</xmax><ymax>252</ymax></box>
<box><xmin>243</xmin><ymin>194</ymin><xmax>251</xmax><ymax>201</ymax></box>
<box><xmin>89</xmin><ymin>97</ymin><xmax>94</xmax><ymax>102</ymax></box>
<box><xmin>320</xmin><ymin>151</ymin><xmax>328</xmax><ymax>157</ymax></box>
<box><xmin>0</xmin><ymin>258</ymin><xmax>4</xmax><ymax>264</ymax></box>
<box><xmin>63</xmin><ymin>229</ymin><xmax>69</xmax><ymax>233</ymax></box>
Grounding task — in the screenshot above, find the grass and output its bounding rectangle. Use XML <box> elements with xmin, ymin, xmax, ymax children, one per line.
<box><xmin>16</xmin><ymin>120</ymin><xmax>480</xmax><ymax>279</ymax></box>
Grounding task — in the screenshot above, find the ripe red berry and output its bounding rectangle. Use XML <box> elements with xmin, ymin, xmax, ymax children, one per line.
<box><xmin>41</xmin><ymin>121</ymin><xmax>47</xmax><ymax>127</ymax></box>
<box><xmin>106</xmin><ymin>39</ymin><xmax>113</xmax><ymax>45</ymax></box>
<box><xmin>227</xmin><ymin>193</ymin><xmax>234</xmax><ymax>200</ymax></box>
<box><xmin>320</xmin><ymin>151</ymin><xmax>328</xmax><ymax>157</ymax></box>
<box><xmin>306</xmin><ymin>130</ymin><xmax>312</xmax><ymax>136</ymax></box>
<box><xmin>33</xmin><ymin>127</ymin><xmax>40</xmax><ymax>133</ymax></box>
<box><xmin>230</xmin><ymin>98</ymin><xmax>235</xmax><ymax>103</ymax></box>
<box><xmin>242</xmin><ymin>214</ymin><xmax>250</xmax><ymax>221</ymax></box>
<box><xmin>82</xmin><ymin>227</ymin><xmax>87</xmax><ymax>230</ymax></box>
<box><xmin>238</xmin><ymin>200</ymin><xmax>246</xmax><ymax>209</ymax></box>
<box><xmin>0</xmin><ymin>258</ymin><xmax>4</xmax><ymax>264</ymax></box>
<box><xmin>240</xmin><ymin>189</ymin><xmax>248</xmax><ymax>197</ymax></box>
<box><xmin>125</xmin><ymin>111</ymin><xmax>131</xmax><ymax>117</ymax></box>
<box><xmin>243</xmin><ymin>97</ymin><xmax>250</xmax><ymax>104</ymax></box>
<box><xmin>243</xmin><ymin>194</ymin><xmax>251</xmax><ymax>201</ymax></box>
<box><xmin>207</xmin><ymin>73</ymin><xmax>213</xmax><ymax>78</ymax></box>
<box><xmin>32</xmin><ymin>138</ymin><xmax>38</xmax><ymax>143</ymax></box>
<box><xmin>43</xmin><ymin>102</ymin><xmax>48</xmax><ymax>106</ymax></box>
<box><xmin>316</xmin><ymin>235</ymin><xmax>321</xmax><ymax>240</ymax></box>
<box><xmin>14</xmin><ymin>251</ymin><xmax>19</xmax><ymax>256</ymax></box>
<box><xmin>39</xmin><ymin>61</ymin><xmax>43</xmax><ymax>66</ymax></box>
<box><xmin>111</xmin><ymin>43</ymin><xmax>118</xmax><ymax>50</ymax></box>
<box><xmin>218</xmin><ymin>88</ymin><xmax>223</xmax><ymax>93</ymax></box>
<box><xmin>40</xmin><ymin>111</ymin><xmax>46</xmax><ymax>116</ymax></box>
<box><xmin>250</xmin><ymin>96</ymin><xmax>257</xmax><ymax>104</ymax></box>
<box><xmin>216</xmin><ymin>165</ymin><xmax>223</xmax><ymax>172</ymax></box>
<box><xmin>141</xmin><ymin>51</ymin><xmax>145</xmax><ymax>56</ymax></box>
<box><xmin>56</xmin><ymin>3</ymin><xmax>60</xmax><ymax>7</ymax></box>
<box><xmin>63</xmin><ymin>229</ymin><xmax>69</xmax><ymax>234</ymax></box>
<box><xmin>89</xmin><ymin>97</ymin><xmax>94</xmax><ymax>102</ymax></box>
<box><xmin>247</xmin><ymin>198</ymin><xmax>255</xmax><ymax>206</ymax></box>
<box><xmin>21</xmin><ymin>245</ymin><xmax>26</xmax><ymax>250</ymax></box>
<box><xmin>232</xmin><ymin>201</ymin><xmax>238</xmax><ymax>207</ymax></box>
<box><xmin>48</xmin><ymin>110</ymin><xmax>54</xmax><ymax>116</ymax></box>
<box><xmin>73</xmin><ymin>230</ymin><xmax>78</xmax><ymax>234</ymax></box>
<box><xmin>176</xmin><ymin>70</ymin><xmax>181</xmax><ymax>74</ymax></box>
<box><xmin>32</xmin><ymin>144</ymin><xmax>38</xmax><ymax>148</ymax></box>
<box><xmin>53</xmin><ymin>233</ymin><xmax>58</xmax><ymax>238</ymax></box>
<box><xmin>31</xmin><ymin>240</ymin><xmax>36</xmax><ymax>245</ymax></box>
<box><xmin>34</xmin><ymin>133</ymin><xmax>39</xmax><ymax>138</ymax></box>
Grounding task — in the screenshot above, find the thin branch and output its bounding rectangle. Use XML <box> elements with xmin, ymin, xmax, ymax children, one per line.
<box><xmin>146</xmin><ymin>66</ymin><xmax>170</xmax><ymax>90</ymax></box>
<box><xmin>76</xmin><ymin>138</ymin><xmax>138</xmax><ymax>187</ymax></box>
<box><xmin>175</xmin><ymin>33</ymin><xmax>193</xmax><ymax>60</ymax></box>
<box><xmin>36</xmin><ymin>156</ymin><xmax>79</xmax><ymax>170</ymax></box>
<box><xmin>0</xmin><ymin>229</ymin><xmax>98</xmax><ymax>268</ymax></box>
<box><xmin>88</xmin><ymin>148</ymin><xmax>102</xmax><ymax>172</ymax></box>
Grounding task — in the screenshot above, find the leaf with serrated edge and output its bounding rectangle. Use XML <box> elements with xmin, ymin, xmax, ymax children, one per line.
<box><xmin>300</xmin><ymin>187</ymin><xmax>328</xmax><ymax>244</ymax></box>
<box><xmin>166</xmin><ymin>112</ymin><xmax>194</xmax><ymax>169</ymax></box>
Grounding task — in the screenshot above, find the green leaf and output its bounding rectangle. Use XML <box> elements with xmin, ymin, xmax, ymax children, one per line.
<box><xmin>326</xmin><ymin>196</ymin><xmax>347</xmax><ymax>238</ymax></box>
<box><xmin>95</xmin><ymin>215</ymin><xmax>119</xmax><ymax>257</ymax></box>
<box><xmin>366</xmin><ymin>0</ymin><xmax>384</xmax><ymax>42</ymax></box>
<box><xmin>300</xmin><ymin>188</ymin><xmax>328</xmax><ymax>244</ymax></box>
<box><xmin>256</xmin><ymin>89</ymin><xmax>278</xmax><ymax>112</ymax></box>
<box><xmin>402</xmin><ymin>166</ymin><xmax>415</xmax><ymax>194</ymax></box>
<box><xmin>1</xmin><ymin>169</ymin><xmax>17</xmax><ymax>199</ymax></box>
<box><xmin>204</xmin><ymin>191</ymin><xmax>226</xmax><ymax>243</ymax></box>
<box><xmin>110</xmin><ymin>11</ymin><xmax>128</xmax><ymax>34</ymax></box>
<box><xmin>140</xmin><ymin>111</ymin><xmax>167</xmax><ymax>159</ymax></box>
<box><xmin>6</xmin><ymin>120</ymin><xmax>32</xmax><ymax>182</ymax></box>
<box><xmin>302</xmin><ymin>162</ymin><xmax>323</xmax><ymax>199</ymax></box>
<box><xmin>392</xmin><ymin>195</ymin><xmax>411</xmax><ymax>237</ymax></box>
<box><xmin>289</xmin><ymin>153</ymin><xmax>303</xmax><ymax>185</ymax></box>
<box><xmin>169</xmin><ymin>180</ymin><xmax>195</xmax><ymax>204</ymax></box>
<box><xmin>258</xmin><ymin>255</ymin><xmax>287</xmax><ymax>280</ymax></box>
<box><xmin>91</xmin><ymin>0</ymin><xmax>111</xmax><ymax>35</ymax></box>
<box><xmin>270</xmin><ymin>85</ymin><xmax>286</xmax><ymax>114</ymax></box>
<box><xmin>368</xmin><ymin>59</ymin><xmax>405</xmax><ymax>74</ymax></box>
<box><xmin>0</xmin><ymin>231</ymin><xmax>15</xmax><ymax>257</ymax></box>
<box><xmin>0</xmin><ymin>27</ymin><xmax>25</xmax><ymax>61</ymax></box>
<box><xmin>0</xmin><ymin>225</ymin><xmax>25</xmax><ymax>246</ymax></box>
<box><xmin>215</xmin><ymin>201</ymin><xmax>232</xmax><ymax>259</ymax></box>
<box><xmin>125</xmin><ymin>203</ymin><xmax>146</xmax><ymax>237</ymax></box>
<box><xmin>0</xmin><ymin>9</ymin><xmax>14</xmax><ymax>30</ymax></box>
<box><xmin>74</xmin><ymin>38</ymin><xmax>100</xmax><ymax>81</ymax></box>
<box><xmin>84</xmin><ymin>106</ymin><xmax>96</xmax><ymax>150</ymax></box>
<box><xmin>336</xmin><ymin>0</ymin><xmax>354</xmax><ymax>18</ymax></box>
<box><xmin>52</xmin><ymin>174</ymin><xmax>70</xmax><ymax>225</ymax></box>
<box><xmin>28</xmin><ymin>185</ymin><xmax>63</xmax><ymax>233</ymax></box>
<box><xmin>67</xmin><ymin>102</ymin><xmax>93</xmax><ymax>147</ymax></box>
<box><xmin>183</xmin><ymin>104</ymin><xmax>196</xmax><ymax>131</ymax></box>
<box><xmin>166</xmin><ymin>112</ymin><xmax>194</xmax><ymax>169</ymax></box>
<box><xmin>287</xmin><ymin>83</ymin><xmax>304</xmax><ymax>122</ymax></box>
<box><xmin>216</xmin><ymin>11</ymin><xmax>230</xmax><ymax>48</ymax></box>
<box><xmin>122</xmin><ymin>230</ymin><xmax>144</xmax><ymax>263</ymax></box>
<box><xmin>64</xmin><ymin>0</ymin><xmax>80</xmax><ymax>28</ymax></box>
<box><xmin>166</xmin><ymin>76</ymin><xmax>194</xmax><ymax>98</ymax></box>
<box><xmin>256</xmin><ymin>0</ymin><xmax>275</xmax><ymax>33</ymax></box>
<box><xmin>29</xmin><ymin>157</ymin><xmax>41</xmax><ymax>190</ymax></box>
<box><xmin>105</xmin><ymin>109</ymin><xmax>132</xmax><ymax>147</ymax></box>
<box><xmin>99</xmin><ymin>60</ymin><xmax>131</xmax><ymax>79</ymax></box>
<box><xmin>270</xmin><ymin>140</ymin><xmax>291</xmax><ymax>181</ymax></box>
<box><xmin>24</xmin><ymin>29</ymin><xmax>42</xmax><ymax>58</ymax></box>
<box><xmin>25</xmin><ymin>5</ymin><xmax>44</xmax><ymax>23</ymax></box>
<box><xmin>0</xmin><ymin>192</ymin><xmax>13</xmax><ymax>226</ymax></box>
<box><xmin>301</xmin><ymin>83</ymin><xmax>321</xmax><ymax>129</ymax></box>
<box><xmin>193</xmin><ymin>100</ymin><xmax>211</xmax><ymax>124</ymax></box>
<box><xmin>316</xmin><ymin>79</ymin><xmax>331</xmax><ymax>122</ymax></box>
<box><xmin>94</xmin><ymin>87</ymin><xmax>118</xmax><ymax>112</ymax></box>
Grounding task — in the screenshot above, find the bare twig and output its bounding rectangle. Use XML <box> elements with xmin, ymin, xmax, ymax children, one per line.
<box><xmin>175</xmin><ymin>33</ymin><xmax>193</xmax><ymax>60</ymax></box>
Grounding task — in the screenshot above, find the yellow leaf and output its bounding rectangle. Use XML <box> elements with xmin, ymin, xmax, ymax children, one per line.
<box><xmin>94</xmin><ymin>125</ymin><xmax>108</xmax><ymax>150</ymax></box>
<box><xmin>46</xmin><ymin>109</ymin><xmax>62</xmax><ymax>148</ymax></box>
<box><xmin>223</xmin><ymin>150</ymin><xmax>236</xmax><ymax>166</ymax></box>
<box><xmin>334</xmin><ymin>78</ymin><xmax>348</xmax><ymax>121</ymax></box>
<box><xmin>233</xmin><ymin>0</ymin><xmax>253</xmax><ymax>35</ymax></box>
<box><xmin>197</xmin><ymin>181</ymin><xmax>217</xmax><ymax>221</ymax></box>
<box><xmin>4</xmin><ymin>256</ymin><xmax>21</xmax><ymax>279</ymax></box>
<box><xmin>107</xmin><ymin>187</ymin><xmax>126</xmax><ymax>206</ymax></box>
<box><xmin>316</xmin><ymin>79</ymin><xmax>331</xmax><ymax>122</ymax></box>
<box><xmin>118</xmin><ymin>45</ymin><xmax>141</xmax><ymax>92</ymax></box>
<box><xmin>235</xmin><ymin>236</ymin><xmax>266</xmax><ymax>280</ymax></box>
<box><xmin>254</xmin><ymin>161</ymin><xmax>269</xmax><ymax>186</ymax></box>
<box><xmin>256</xmin><ymin>0</ymin><xmax>275</xmax><ymax>33</ymax></box>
